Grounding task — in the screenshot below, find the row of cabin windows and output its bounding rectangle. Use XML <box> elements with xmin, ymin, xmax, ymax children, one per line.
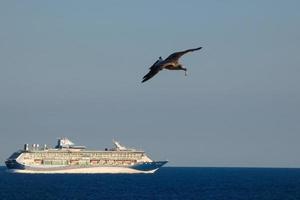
<box><xmin>27</xmin><ymin>152</ymin><xmax>143</xmax><ymax>158</ymax></box>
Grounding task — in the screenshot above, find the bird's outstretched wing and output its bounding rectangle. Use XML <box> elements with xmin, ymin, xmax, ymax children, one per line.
<box><xmin>142</xmin><ymin>61</ymin><xmax>162</xmax><ymax>83</ymax></box>
<box><xmin>164</xmin><ymin>47</ymin><xmax>202</xmax><ymax>63</ymax></box>
<box><xmin>149</xmin><ymin>59</ymin><xmax>160</xmax><ymax>70</ymax></box>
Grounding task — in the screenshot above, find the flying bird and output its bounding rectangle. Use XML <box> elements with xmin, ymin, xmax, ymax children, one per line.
<box><xmin>142</xmin><ymin>47</ymin><xmax>202</xmax><ymax>83</ymax></box>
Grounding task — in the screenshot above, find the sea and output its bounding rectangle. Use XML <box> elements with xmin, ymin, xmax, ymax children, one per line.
<box><xmin>0</xmin><ymin>166</ymin><xmax>300</xmax><ymax>200</ymax></box>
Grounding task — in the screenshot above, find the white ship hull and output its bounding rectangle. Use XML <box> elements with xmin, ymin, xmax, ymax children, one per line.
<box><xmin>8</xmin><ymin>167</ymin><xmax>157</xmax><ymax>174</ymax></box>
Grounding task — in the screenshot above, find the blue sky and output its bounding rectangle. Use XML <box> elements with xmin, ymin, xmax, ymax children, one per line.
<box><xmin>0</xmin><ymin>1</ymin><xmax>300</xmax><ymax>167</ymax></box>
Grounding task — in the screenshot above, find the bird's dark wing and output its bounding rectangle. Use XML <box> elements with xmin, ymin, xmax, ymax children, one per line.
<box><xmin>164</xmin><ymin>47</ymin><xmax>202</xmax><ymax>62</ymax></box>
<box><xmin>149</xmin><ymin>59</ymin><xmax>160</xmax><ymax>70</ymax></box>
<box><xmin>142</xmin><ymin>64</ymin><xmax>162</xmax><ymax>83</ymax></box>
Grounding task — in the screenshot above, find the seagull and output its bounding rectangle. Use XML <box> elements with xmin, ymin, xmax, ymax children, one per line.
<box><xmin>142</xmin><ymin>47</ymin><xmax>202</xmax><ymax>83</ymax></box>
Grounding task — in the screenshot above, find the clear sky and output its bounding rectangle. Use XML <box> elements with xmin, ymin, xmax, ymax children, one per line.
<box><xmin>0</xmin><ymin>1</ymin><xmax>300</xmax><ymax>167</ymax></box>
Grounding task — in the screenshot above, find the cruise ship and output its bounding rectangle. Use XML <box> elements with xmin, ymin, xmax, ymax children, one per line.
<box><xmin>5</xmin><ymin>138</ymin><xmax>168</xmax><ymax>174</ymax></box>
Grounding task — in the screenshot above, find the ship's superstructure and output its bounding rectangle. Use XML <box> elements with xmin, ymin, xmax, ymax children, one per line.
<box><xmin>5</xmin><ymin>138</ymin><xmax>167</xmax><ymax>173</ymax></box>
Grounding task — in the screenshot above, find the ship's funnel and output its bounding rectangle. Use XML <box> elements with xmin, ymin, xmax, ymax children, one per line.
<box><xmin>113</xmin><ymin>140</ymin><xmax>127</xmax><ymax>151</ymax></box>
<box><xmin>56</xmin><ymin>137</ymin><xmax>75</xmax><ymax>148</ymax></box>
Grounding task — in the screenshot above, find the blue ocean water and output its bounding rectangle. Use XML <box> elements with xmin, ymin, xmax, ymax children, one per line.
<box><xmin>0</xmin><ymin>166</ymin><xmax>300</xmax><ymax>200</ymax></box>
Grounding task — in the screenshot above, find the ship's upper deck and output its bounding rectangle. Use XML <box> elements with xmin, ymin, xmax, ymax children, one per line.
<box><xmin>22</xmin><ymin>138</ymin><xmax>144</xmax><ymax>153</ymax></box>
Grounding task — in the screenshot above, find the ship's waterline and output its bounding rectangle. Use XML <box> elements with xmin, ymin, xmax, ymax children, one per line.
<box><xmin>8</xmin><ymin>167</ymin><xmax>157</xmax><ymax>174</ymax></box>
<box><xmin>5</xmin><ymin>138</ymin><xmax>167</xmax><ymax>174</ymax></box>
